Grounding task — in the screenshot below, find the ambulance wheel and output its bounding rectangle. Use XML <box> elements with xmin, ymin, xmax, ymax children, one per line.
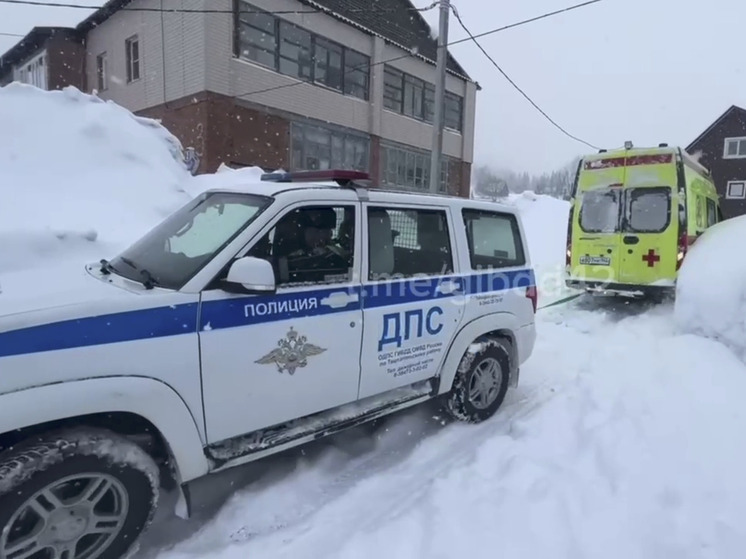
<box><xmin>444</xmin><ymin>340</ymin><xmax>510</xmax><ymax>423</ymax></box>
<box><xmin>0</xmin><ymin>428</ymin><xmax>159</xmax><ymax>559</ymax></box>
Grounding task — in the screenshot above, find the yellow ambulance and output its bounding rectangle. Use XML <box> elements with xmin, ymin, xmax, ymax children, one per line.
<box><xmin>565</xmin><ymin>142</ymin><xmax>722</xmax><ymax>298</ymax></box>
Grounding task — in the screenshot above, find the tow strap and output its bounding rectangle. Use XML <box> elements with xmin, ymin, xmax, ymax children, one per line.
<box><xmin>537</xmin><ymin>292</ymin><xmax>584</xmax><ymax>311</ymax></box>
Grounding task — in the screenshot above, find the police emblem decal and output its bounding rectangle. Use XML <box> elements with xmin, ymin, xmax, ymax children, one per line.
<box><xmin>255</xmin><ymin>327</ymin><xmax>326</xmax><ymax>375</ymax></box>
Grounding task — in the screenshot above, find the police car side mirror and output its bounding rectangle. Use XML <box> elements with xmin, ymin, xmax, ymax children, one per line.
<box><xmin>224</xmin><ymin>256</ymin><xmax>276</xmax><ymax>294</ymax></box>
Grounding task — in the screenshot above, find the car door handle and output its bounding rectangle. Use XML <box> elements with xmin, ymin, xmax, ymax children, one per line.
<box><xmin>319</xmin><ymin>291</ymin><xmax>359</xmax><ymax>309</ymax></box>
<box><xmin>623</xmin><ymin>235</ymin><xmax>639</xmax><ymax>245</ymax></box>
<box><xmin>437</xmin><ymin>280</ymin><xmax>461</xmax><ymax>295</ymax></box>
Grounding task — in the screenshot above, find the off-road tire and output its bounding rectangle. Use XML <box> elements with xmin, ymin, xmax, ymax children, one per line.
<box><xmin>0</xmin><ymin>427</ymin><xmax>160</xmax><ymax>559</ymax></box>
<box><xmin>444</xmin><ymin>339</ymin><xmax>511</xmax><ymax>423</ymax></box>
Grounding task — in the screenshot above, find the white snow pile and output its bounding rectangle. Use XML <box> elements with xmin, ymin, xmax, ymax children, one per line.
<box><xmin>674</xmin><ymin>215</ymin><xmax>746</xmax><ymax>361</ymax></box>
<box><xmin>0</xmin><ymin>83</ymin><xmax>194</xmax><ymax>275</ymax></box>
<box><xmin>505</xmin><ymin>191</ymin><xmax>574</xmax><ymax>304</ymax></box>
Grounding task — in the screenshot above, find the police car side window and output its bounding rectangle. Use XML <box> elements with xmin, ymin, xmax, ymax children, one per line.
<box><xmin>247</xmin><ymin>204</ymin><xmax>355</xmax><ymax>286</ymax></box>
<box><xmin>462</xmin><ymin>209</ymin><xmax>526</xmax><ymax>270</ymax></box>
<box><xmin>367</xmin><ymin>206</ymin><xmax>453</xmax><ymax>280</ymax></box>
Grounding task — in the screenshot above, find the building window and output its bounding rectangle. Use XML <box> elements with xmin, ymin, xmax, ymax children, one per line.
<box><xmin>380</xmin><ymin>143</ymin><xmax>449</xmax><ymax>193</ymax></box>
<box><xmin>237</xmin><ymin>8</ymin><xmax>276</xmax><ymax>68</ymax></box>
<box><xmin>382</xmin><ymin>64</ymin><xmax>464</xmax><ymax>132</ymax></box>
<box><xmin>314</xmin><ymin>37</ymin><xmax>342</xmax><ymax>91</ymax></box>
<box><xmin>726</xmin><ymin>180</ymin><xmax>746</xmax><ymax>199</ymax></box>
<box><xmin>278</xmin><ymin>21</ymin><xmax>312</xmax><ymax>80</ymax></box>
<box><xmin>343</xmin><ymin>49</ymin><xmax>369</xmax><ymax>100</ymax></box>
<box><xmin>444</xmin><ymin>92</ymin><xmax>463</xmax><ymax>131</ymax></box>
<box><xmin>724</xmin><ymin>137</ymin><xmax>746</xmax><ymax>159</ymax></box>
<box><xmin>403</xmin><ymin>74</ymin><xmax>425</xmax><ymax>120</ymax></box>
<box><xmin>291</xmin><ymin>121</ymin><xmax>369</xmax><ymax>172</ymax></box>
<box><xmin>13</xmin><ymin>51</ymin><xmax>46</xmax><ymax>89</ymax></box>
<box><xmin>383</xmin><ymin>66</ymin><xmax>404</xmax><ymax>112</ymax></box>
<box><xmin>125</xmin><ymin>35</ymin><xmax>140</xmax><ymax>83</ymax></box>
<box><xmin>235</xmin><ymin>1</ymin><xmax>370</xmax><ymax>100</ymax></box>
<box><xmin>96</xmin><ymin>52</ymin><xmax>108</xmax><ymax>91</ymax></box>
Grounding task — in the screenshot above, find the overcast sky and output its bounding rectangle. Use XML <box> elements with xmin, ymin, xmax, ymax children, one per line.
<box><xmin>1</xmin><ymin>0</ymin><xmax>743</xmax><ymax>174</ymax></box>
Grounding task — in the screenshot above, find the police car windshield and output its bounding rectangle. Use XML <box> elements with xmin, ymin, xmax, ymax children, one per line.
<box><xmin>110</xmin><ymin>191</ymin><xmax>271</xmax><ymax>290</ymax></box>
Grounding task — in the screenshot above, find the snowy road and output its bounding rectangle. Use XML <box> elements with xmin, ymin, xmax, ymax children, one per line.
<box><xmin>138</xmin><ymin>298</ymin><xmax>746</xmax><ymax>559</ymax></box>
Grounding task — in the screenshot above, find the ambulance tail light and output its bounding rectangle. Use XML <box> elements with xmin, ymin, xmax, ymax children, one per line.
<box><xmin>526</xmin><ymin>285</ymin><xmax>538</xmax><ymax>313</ymax></box>
<box><xmin>676</xmin><ymin>232</ymin><xmax>688</xmax><ymax>270</ymax></box>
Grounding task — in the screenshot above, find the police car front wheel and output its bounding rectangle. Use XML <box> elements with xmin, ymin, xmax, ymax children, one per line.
<box><xmin>0</xmin><ymin>428</ymin><xmax>159</xmax><ymax>559</ymax></box>
<box><xmin>445</xmin><ymin>341</ymin><xmax>510</xmax><ymax>423</ymax></box>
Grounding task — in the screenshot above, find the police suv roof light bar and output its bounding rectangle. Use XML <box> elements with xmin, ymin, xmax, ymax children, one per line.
<box><xmin>260</xmin><ymin>169</ymin><xmax>371</xmax><ymax>187</ymax></box>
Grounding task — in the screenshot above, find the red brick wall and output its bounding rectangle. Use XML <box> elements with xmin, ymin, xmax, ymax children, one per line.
<box><xmin>205</xmin><ymin>96</ymin><xmax>290</xmax><ymax>172</ymax></box>
<box><xmin>137</xmin><ymin>93</ymin><xmax>210</xmax><ymax>173</ymax></box>
<box><xmin>139</xmin><ymin>91</ymin><xmax>471</xmax><ymax>199</ymax></box>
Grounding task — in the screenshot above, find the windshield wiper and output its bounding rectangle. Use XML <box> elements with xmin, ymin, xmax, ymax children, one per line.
<box><xmin>118</xmin><ymin>257</ymin><xmax>161</xmax><ymax>290</ymax></box>
<box><xmin>139</xmin><ymin>268</ymin><xmax>160</xmax><ymax>290</ymax></box>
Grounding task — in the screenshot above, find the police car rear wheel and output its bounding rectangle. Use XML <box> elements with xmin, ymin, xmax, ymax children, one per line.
<box><xmin>0</xmin><ymin>428</ymin><xmax>159</xmax><ymax>559</ymax></box>
<box><xmin>445</xmin><ymin>341</ymin><xmax>510</xmax><ymax>423</ymax></box>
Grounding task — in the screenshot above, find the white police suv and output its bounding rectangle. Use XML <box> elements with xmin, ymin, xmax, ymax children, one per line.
<box><xmin>0</xmin><ymin>169</ymin><xmax>537</xmax><ymax>558</ymax></box>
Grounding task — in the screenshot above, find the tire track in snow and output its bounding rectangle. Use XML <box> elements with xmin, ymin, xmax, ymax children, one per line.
<box><xmin>235</xmin><ymin>380</ymin><xmax>564</xmax><ymax>559</ymax></box>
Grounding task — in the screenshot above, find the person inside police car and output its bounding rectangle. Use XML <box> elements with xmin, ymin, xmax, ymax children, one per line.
<box><xmin>285</xmin><ymin>207</ymin><xmax>350</xmax><ymax>281</ymax></box>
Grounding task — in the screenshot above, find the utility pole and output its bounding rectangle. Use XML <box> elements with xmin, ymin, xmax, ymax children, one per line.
<box><xmin>429</xmin><ymin>0</ymin><xmax>450</xmax><ymax>193</ymax></box>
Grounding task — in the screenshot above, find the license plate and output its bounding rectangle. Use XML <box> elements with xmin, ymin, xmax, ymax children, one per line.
<box><xmin>579</xmin><ymin>255</ymin><xmax>611</xmax><ymax>266</ymax></box>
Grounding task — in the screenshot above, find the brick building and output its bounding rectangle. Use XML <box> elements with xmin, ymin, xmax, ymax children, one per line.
<box><xmin>0</xmin><ymin>0</ymin><xmax>479</xmax><ymax>197</ymax></box>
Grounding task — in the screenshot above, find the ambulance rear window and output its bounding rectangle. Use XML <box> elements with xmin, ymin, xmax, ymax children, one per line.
<box><xmin>579</xmin><ymin>189</ymin><xmax>620</xmax><ymax>233</ymax></box>
<box><xmin>625</xmin><ymin>187</ymin><xmax>671</xmax><ymax>233</ymax></box>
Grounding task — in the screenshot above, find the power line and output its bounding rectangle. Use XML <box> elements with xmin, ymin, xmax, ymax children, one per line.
<box><xmin>449</xmin><ymin>3</ymin><xmax>601</xmax><ymax>150</ymax></box>
<box><xmin>233</xmin><ymin>0</ymin><xmax>603</xmax><ymax>102</ymax></box>
<box><xmin>0</xmin><ymin>31</ymin><xmax>24</xmax><ymax>37</ymax></box>
<box><xmin>0</xmin><ymin>0</ymin><xmax>436</xmax><ymax>15</ymax></box>
<box><xmin>448</xmin><ymin>0</ymin><xmax>604</xmax><ymax>48</ymax></box>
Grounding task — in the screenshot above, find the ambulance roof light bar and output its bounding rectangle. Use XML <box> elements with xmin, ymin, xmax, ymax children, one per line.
<box><xmin>260</xmin><ymin>169</ymin><xmax>371</xmax><ymax>187</ymax></box>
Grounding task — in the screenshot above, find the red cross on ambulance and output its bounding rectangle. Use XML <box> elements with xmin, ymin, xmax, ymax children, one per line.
<box><xmin>641</xmin><ymin>249</ymin><xmax>660</xmax><ymax>267</ymax></box>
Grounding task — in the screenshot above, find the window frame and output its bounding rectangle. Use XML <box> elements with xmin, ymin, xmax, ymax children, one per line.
<box><xmin>14</xmin><ymin>51</ymin><xmax>47</xmax><ymax>89</ymax></box>
<box><xmin>96</xmin><ymin>52</ymin><xmax>108</xmax><ymax>91</ymax></box>
<box><xmin>726</xmin><ymin>180</ymin><xmax>746</xmax><ymax>199</ymax></box>
<box><xmin>461</xmin><ymin>209</ymin><xmax>526</xmax><ymax>271</ymax></box>
<box><xmin>623</xmin><ymin>186</ymin><xmax>672</xmax><ymax>234</ymax></box>
<box><xmin>380</xmin><ymin>142</ymin><xmax>449</xmax><ymax>193</ymax></box>
<box><xmin>234</xmin><ymin>1</ymin><xmax>370</xmax><ymax>101</ymax></box>
<box><xmin>125</xmin><ymin>35</ymin><xmax>140</xmax><ymax>83</ymax></box>
<box><xmin>244</xmin><ymin>202</ymin><xmax>358</xmax><ymax>288</ymax></box>
<box><xmin>278</xmin><ymin>20</ymin><xmax>312</xmax><ymax>81</ymax></box>
<box><xmin>383</xmin><ymin>66</ymin><xmax>404</xmax><ymax>113</ymax></box>
<box><xmin>364</xmin><ymin>204</ymin><xmax>455</xmax><ymax>282</ymax></box>
<box><xmin>313</xmin><ymin>36</ymin><xmax>343</xmax><ymax>92</ymax></box>
<box><xmin>723</xmin><ymin>137</ymin><xmax>746</xmax><ymax>159</ymax></box>
<box><xmin>381</xmin><ymin>63</ymin><xmax>464</xmax><ymax>132</ymax></box>
<box><xmin>578</xmin><ymin>187</ymin><xmax>622</xmax><ymax>234</ymax></box>
<box><xmin>291</xmin><ymin>121</ymin><xmax>370</xmax><ymax>172</ymax></box>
